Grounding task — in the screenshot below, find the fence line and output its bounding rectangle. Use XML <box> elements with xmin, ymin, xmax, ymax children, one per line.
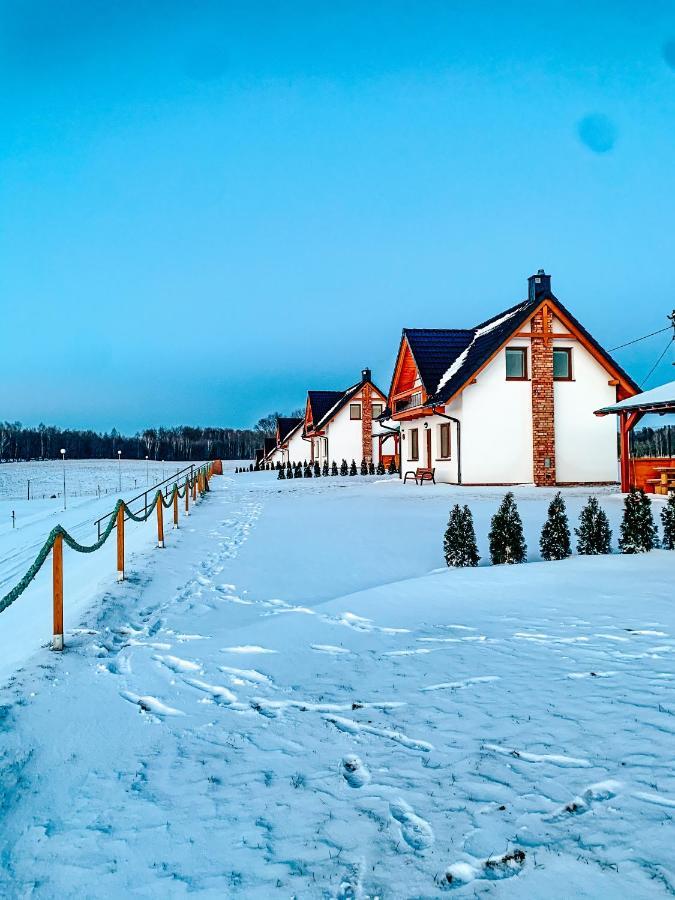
<box><xmin>0</xmin><ymin>460</ymin><xmax>222</xmax><ymax>651</ymax></box>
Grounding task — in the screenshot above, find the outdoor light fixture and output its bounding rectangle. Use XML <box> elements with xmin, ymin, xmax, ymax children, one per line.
<box><xmin>118</xmin><ymin>449</ymin><xmax>122</xmax><ymax>492</ymax></box>
<box><xmin>60</xmin><ymin>449</ymin><xmax>66</xmax><ymax>510</ymax></box>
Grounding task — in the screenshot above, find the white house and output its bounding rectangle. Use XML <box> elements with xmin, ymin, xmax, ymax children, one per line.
<box><xmin>274</xmin><ymin>417</ymin><xmax>311</xmax><ymax>465</ymax></box>
<box><xmin>387</xmin><ymin>270</ymin><xmax>639</xmax><ymax>486</ymax></box>
<box><xmin>303</xmin><ymin>369</ymin><xmax>393</xmax><ymax>466</ymax></box>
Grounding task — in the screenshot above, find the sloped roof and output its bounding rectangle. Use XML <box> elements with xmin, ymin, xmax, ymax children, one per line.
<box><xmin>404</xmin><ymin>329</ymin><xmax>474</xmax><ymax>395</ymax></box>
<box><xmin>307</xmin><ymin>391</ymin><xmax>345</xmax><ymax>427</ymax></box>
<box><xmin>596</xmin><ymin>379</ymin><xmax>675</xmax><ymax>414</ymax></box>
<box><xmin>277</xmin><ymin>417</ymin><xmax>302</xmax><ymax>443</ymax></box>
<box><xmin>419</xmin><ymin>293</ymin><xmax>640</xmax><ymax>406</ymax></box>
<box><xmin>263</xmin><ymin>437</ymin><xmax>277</xmax><ymax>458</ymax></box>
<box><xmin>431</xmin><ymin>300</ymin><xmax>537</xmax><ymax>404</ymax></box>
<box><xmin>306</xmin><ymin>378</ymin><xmax>387</xmax><ymax>433</ymax></box>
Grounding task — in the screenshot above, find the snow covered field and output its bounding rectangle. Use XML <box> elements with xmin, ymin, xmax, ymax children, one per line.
<box><xmin>0</xmin><ymin>470</ymin><xmax>673</xmax><ymax>897</ymax></box>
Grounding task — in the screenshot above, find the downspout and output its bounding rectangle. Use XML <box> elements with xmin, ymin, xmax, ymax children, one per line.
<box><xmin>431</xmin><ymin>408</ymin><xmax>462</xmax><ymax>485</ymax></box>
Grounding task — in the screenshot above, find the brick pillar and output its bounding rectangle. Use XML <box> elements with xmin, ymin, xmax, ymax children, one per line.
<box><xmin>531</xmin><ymin>309</ymin><xmax>556</xmax><ymax>485</ymax></box>
<box><xmin>361</xmin><ymin>384</ymin><xmax>373</xmax><ymax>462</ymax></box>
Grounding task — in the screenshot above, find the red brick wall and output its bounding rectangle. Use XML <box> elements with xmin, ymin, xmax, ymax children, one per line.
<box><xmin>531</xmin><ymin>309</ymin><xmax>556</xmax><ymax>485</ymax></box>
<box><xmin>362</xmin><ymin>383</ymin><xmax>373</xmax><ymax>462</ymax></box>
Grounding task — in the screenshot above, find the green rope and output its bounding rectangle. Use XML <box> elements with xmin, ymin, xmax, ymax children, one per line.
<box><xmin>0</xmin><ymin>467</ymin><xmax>214</xmax><ymax>616</ymax></box>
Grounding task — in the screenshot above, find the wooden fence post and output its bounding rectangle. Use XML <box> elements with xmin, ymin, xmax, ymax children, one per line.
<box><xmin>192</xmin><ymin>476</ymin><xmax>197</xmax><ymax>503</ymax></box>
<box><xmin>116</xmin><ymin>504</ymin><xmax>125</xmax><ymax>582</ymax></box>
<box><xmin>185</xmin><ymin>476</ymin><xmax>190</xmax><ymax>516</ymax></box>
<box><xmin>173</xmin><ymin>488</ymin><xmax>179</xmax><ymax>529</ymax></box>
<box><xmin>157</xmin><ymin>492</ymin><xmax>164</xmax><ymax>548</ymax></box>
<box><xmin>52</xmin><ymin>533</ymin><xmax>64</xmax><ymax>651</ymax></box>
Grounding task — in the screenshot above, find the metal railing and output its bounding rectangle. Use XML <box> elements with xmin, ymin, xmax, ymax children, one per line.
<box><xmin>95</xmin><ymin>463</ymin><xmax>197</xmax><ymax>539</ymax></box>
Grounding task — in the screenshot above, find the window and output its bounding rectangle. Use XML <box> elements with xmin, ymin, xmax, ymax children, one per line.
<box><xmin>505</xmin><ymin>347</ymin><xmax>527</xmax><ymax>380</ymax></box>
<box><xmin>409</xmin><ymin>428</ymin><xmax>419</xmax><ymax>461</ymax></box>
<box><xmin>372</xmin><ymin>403</ymin><xmax>383</xmax><ymax>419</ymax></box>
<box><xmin>439</xmin><ymin>423</ymin><xmax>451</xmax><ymax>459</ymax></box>
<box><xmin>410</xmin><ymin>391</ymin><xmax>422</xmax><ymax>408</ymax></box>
<box><xmin>350</xmin><ymin>403</ymin><xmax>362</xmax><ymax>420</ymax></box>
<box><xmin>553</xmin><ymin>348</ymin><xmax>572</xmax><ymax>381</ymax></box>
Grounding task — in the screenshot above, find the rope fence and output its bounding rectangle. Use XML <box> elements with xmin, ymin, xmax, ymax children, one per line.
<box><xmin>0</xmin><ymin>460</ymin><xmax>222</xmax><ymax>651</ymax></box>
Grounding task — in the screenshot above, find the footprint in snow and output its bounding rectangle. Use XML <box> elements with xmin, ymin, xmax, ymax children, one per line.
<box><xmin>547</xmin><ymin>780</ymin><xmax>621</xmax><ymax>819</ymax></box>
<box><xmin>183</xmin><ymin>677</ymin><xmax>237</xmax><ymax>705</ymax></box>
<box><xmin>445</xmin><ymin>849</ymin><xmax>526</xmax><ymax>887</ymax></box>
<box><xmin>389</xmin><ymin>799</ymin><xmax>434</xmax><ymax>851</ymax></box>
<box><xmin>153</xmin><ymin>654</ymin><xmax>202</xmax><ymax>674</ymax></box>
<box><xmin>120</xmin><ymin>691</ymin><xmax>184</xmax><ymax>717</ymax></box>
<box><xmin>341</xmin><ymin>755</ymin><xmax>370</xmax><ymax>788</ymax></box>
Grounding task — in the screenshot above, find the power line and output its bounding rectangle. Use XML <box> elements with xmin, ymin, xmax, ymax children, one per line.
<box><xmin>641</xmin><ymin>335</ymin><xmax>674</xmax><ymax>388</ymax></box>
<box><xmin>609</xmin><ymin>325</ymin><xmax>670</xmax><ymax>352</ymax></box>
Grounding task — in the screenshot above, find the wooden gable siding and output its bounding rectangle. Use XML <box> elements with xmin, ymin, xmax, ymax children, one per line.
<box><xmin>388</xmin><ymin>338</ymin><xmax>425</xmax><ymax>405</ymax></box>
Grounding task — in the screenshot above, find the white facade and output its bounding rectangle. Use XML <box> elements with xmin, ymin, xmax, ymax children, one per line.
<box><xmin>398</xmin><ymin>323</ymin><xmax>620</xmax><ymax>485</ymax></box>
<box><xmin>285</xmin><ymin>425</ymin><xmax>311</xmax><ymax>465</ymax></box>
<box><xmin>309</xmin><ymin>386</ymin><xmax>388</xmax><ymax>465</ymax></box>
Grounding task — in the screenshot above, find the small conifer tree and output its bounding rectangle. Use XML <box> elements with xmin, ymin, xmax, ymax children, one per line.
<box><xmin>294</xmin><ymin>464</ymin><xmax>302</xmax><ymax>478</ymax></box>
<box><xmin>619</xmin><ymin>487</ymin><xmax>658</xmax><ymax>553</ymax></box>
<box><xmin>377</xmin><ymin>459</ymin><xmax>385</xmax><ymax>475</ymax></box>
<box><xmin>278</xmin><ymin>466</ymin><xmax>285</xmax><ymax>480</ymax></box>
<box><xmin>387</xmin><ymin>457</ymin><xmax>397</xmax><ymax>475</ymax></box>
<box><xmin>661</xmin><ymin>493</ymin><xmax>675</xmax><ymax>550</ymax></box>
<box><xmin>575</xmin><ymin>496</ymin><xmax>612</xmax><ymax>555</ymax></box>
<box><xmin>489</xmin><ymin>492</ymin><xmax>527</xmax><ymax>564</ymax></box>
<box><xmin>304</xmin><ymin>463</ymin><xmax>313</xmax><ymax>478</ymax></box>
<box><xmin>314</xmin><ymin>460</ymin><xmax>321</xmax><ymax>477</ymax></box>
<box><xmin>331</xmin><ymin>460</ymin><xmax>338</xmax><ymax>476</ymax></box>
<box><xmin>539</xmin><ymin>492</ymin><xmax>571</xmax><ymax>561</ymax></box>
<box><xmin>360</xmin><ymin>458</ymin><xmax>368</xmax><ymax>475</ymax></box>
<box><xmin>444</xmin><ymin>504</ymin><xmax>480</xmax><ymax>567</ymax></box>
<box><xmin>368</xmin><ymin>460</ymin><xmax>375</xmax><ymax>475</ymax></box>
<box><xmin>349</xmin><ymin>459</ymin><xmax>357</xmax><ymax>476</ymax></box>
<box><xmin>340</xmin><ymin>459</ymin><xmax>348</xmax><ymax>476</ymax></box>
<box><xmin>322</xmin><ymin>460</ymin><xmax>329</xmax><ymax>477</ymax></box>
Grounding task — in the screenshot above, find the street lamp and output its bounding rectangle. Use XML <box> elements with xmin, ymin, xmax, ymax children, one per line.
<box><xmin>145</xmin><ymin>455</ymin><xmax>149</xmax><ymax>485</ymax></box>
<box><xmin>60</xmin><ymin>449</ymin><xmax>66</xmax><ymax>510</ymax></box>
<box><xmin>118</xmin><ymin>450</ymin><xmax>122</xmax><ymax>492</ymax></box>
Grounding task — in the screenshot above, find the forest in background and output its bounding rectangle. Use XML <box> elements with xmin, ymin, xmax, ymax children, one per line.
<box><xmin>0</xmin><ymin>418</ymin><xmax>671</xmax><ymax>463</ymax></box>
<box><xmin>0</xmin><ymin>412</ymin><xmax>300</xmax><ymax>462</ymax></box>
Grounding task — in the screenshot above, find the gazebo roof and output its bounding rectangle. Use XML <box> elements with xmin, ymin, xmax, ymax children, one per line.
<box><xmin>596</xmin><ymin>379</ymin><xmax>675</xmax><ymax>415</ymax></box>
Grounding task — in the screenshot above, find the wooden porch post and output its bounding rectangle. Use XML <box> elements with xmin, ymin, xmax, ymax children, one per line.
<box><xmin>173</xmin><ymin>488</ymin><xmax>179</xmax><ymax>529</ymax></box>
<box><xmin>52</xmin><ymin>533</ymin><xmax>64</xmax><ymax>651</ymax></box>
<box><xmin>156</xmin><ymin>492</ymin><xmax>164</xmax><ymax>548</ymax></box>
<box><xmin>619</xmin><ymin>411</ymin><xmax>645</xmax><ymax>492</ymax></box>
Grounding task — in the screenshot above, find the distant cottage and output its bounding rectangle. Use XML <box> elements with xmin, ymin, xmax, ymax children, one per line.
<box><xmin>386</xmin><ymin>271</ymin><xmax>639</xmax><ymax>485</ymax></box>
<box><xmin>303</xmin><ymin>369</ymin><xmax>393</xmax><ymax>465</ymax></box>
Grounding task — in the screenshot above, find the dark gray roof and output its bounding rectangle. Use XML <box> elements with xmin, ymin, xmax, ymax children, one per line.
<box><xmin>307</xmin><ymin>391</ymin><xmax>345</xmax><ymax>428</ymax></box>
<box><xmin>404</xmin><ymin>329</ymin><xmax>475</xmax><ymax>395</ymax></box>
<box><xmin>277</xmin><ymin>417</ymin><xmax>302</xmax><ymax>443</ymax></box>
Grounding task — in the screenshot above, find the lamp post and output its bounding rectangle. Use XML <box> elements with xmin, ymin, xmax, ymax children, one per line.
<box><xmin>118</xmin><ymin>449</ymin><xmax>122</xmax><ymax>493</ymax></box>
<box><xmin>60</xmin><ymin>449</ymin><xmax>66</xmax><ymax>510</ymax></box>
<box><xmin>145</xmin><ymin>455</ymin><xmax>149</xmax><ymax>485</ymax></box>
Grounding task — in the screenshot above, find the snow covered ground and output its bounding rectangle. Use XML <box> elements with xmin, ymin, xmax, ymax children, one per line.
<box><xmin>0</xmin><ymin>470</ymin><xmax>672</xmax><ymax>897</ymax></box>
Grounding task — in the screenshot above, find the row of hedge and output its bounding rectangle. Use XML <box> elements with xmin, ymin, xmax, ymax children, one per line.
<box><xmin>236</xmin><ymin>459</ymin><xmax>399</xmax><ymax>476</ymax></box>
<box><xmin>444</xmin><ymin>488</ymin><xmax>675</xmax><ymax>567</ymax></box>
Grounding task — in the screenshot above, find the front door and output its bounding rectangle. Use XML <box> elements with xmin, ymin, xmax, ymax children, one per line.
<box><xmin>426</xmin><ymin>428</ymin><xmax>432</xmax><ymax>468</ymax></box>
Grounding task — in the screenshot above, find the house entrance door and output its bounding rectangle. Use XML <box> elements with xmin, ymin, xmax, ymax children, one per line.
<box><xmin>426</xmin><ymin>428</ymin><xmax>432</xmax><ymax>468</ymax></box>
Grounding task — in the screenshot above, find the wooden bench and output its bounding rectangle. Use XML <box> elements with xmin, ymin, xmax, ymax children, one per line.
<box><xmin>403</xmin><ymin>467</ymin><xmax>435</xmax><ymax>485</ymax></box>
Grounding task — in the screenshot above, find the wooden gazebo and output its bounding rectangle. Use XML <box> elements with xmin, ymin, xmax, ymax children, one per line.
<box><xmin>595</xmin><ymin>380</ymin><xmax>675</xmax><ymax>492</ymax></box>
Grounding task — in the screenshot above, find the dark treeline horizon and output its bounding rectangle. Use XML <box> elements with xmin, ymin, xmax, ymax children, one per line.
<box><xmin>0</xmin><ymin>413</ymin><xmax>295</xmax><ymax>462</ymax></box>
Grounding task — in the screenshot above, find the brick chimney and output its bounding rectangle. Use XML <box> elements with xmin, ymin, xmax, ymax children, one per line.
<box><xmin>361</xmin><ymin>368</ymin><xmax>373</xmax><ymax>462</ymax></box>
<box><xmin>529</xmin><ymin>272</ymin><xmax>556</xmax><ymax>485</ymax></box>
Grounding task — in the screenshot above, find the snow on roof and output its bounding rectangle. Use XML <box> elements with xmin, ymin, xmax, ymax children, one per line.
<box><xmin>596</xmin><ymin>379</ymin><xmax>675</xmax><ymax>414</ymax></box>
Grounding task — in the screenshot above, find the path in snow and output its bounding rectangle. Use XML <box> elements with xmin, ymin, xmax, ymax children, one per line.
<box><xmin>0</xmin><ymin>472</ymin><xmax>672</xmax><ymax>897</ymax></box>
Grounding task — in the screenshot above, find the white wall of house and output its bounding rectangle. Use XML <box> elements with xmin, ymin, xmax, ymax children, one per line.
<box><xmin>399</xmin><ymin>409</ymin><xmax>460</xmax><ymax>483</ymax></box>
<box><xmin>552</xmin><ymin>331</ymin><xmax>618</xmax><ymax>482</ymax></box>
<box><xmin>286</xmin><ymin>427</ymin><xmax>311</xmax><ymax>464</ymax></box>
<box><xmin>460</xmin><ymin>338</ymin><xmax>534</xmax><ymax>484</ymax></box>
<box><xmin>317</xmin><ymin>388</ymin><xmax>387</xmax><ymax>464</ymax></box>
<box><xmin>268</xmin><ymin>447</ymin><xmax>285</xmax><ymax>465</ymax></box>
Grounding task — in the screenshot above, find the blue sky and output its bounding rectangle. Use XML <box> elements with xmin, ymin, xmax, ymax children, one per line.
<box><xmin>1</xmin><ymin>0</ymin><xmax>674</xmax><ymax>432</ymax></box>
